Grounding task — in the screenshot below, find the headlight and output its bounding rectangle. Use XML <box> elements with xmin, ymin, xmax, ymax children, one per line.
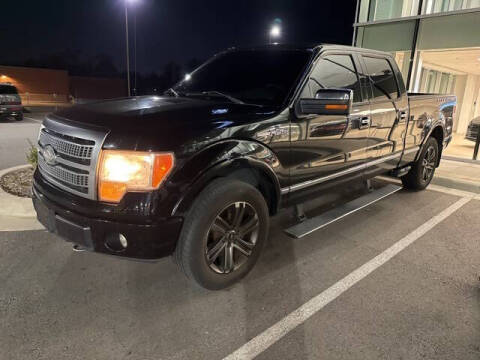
<box><xmin>98</xmin><ymin>150</ymin><xmax>174</xmax><ymax>203</ymax></box>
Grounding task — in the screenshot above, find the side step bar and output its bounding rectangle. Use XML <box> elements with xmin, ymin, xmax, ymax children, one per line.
<box><xmin>284</xmin><ymin>184</ymin><xmax>402</xmax><ymax>239</ymax></box>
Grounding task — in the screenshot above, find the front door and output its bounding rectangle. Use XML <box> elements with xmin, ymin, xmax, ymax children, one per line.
<box><xmin>288</xmin><ymin>53</ymin><xmax>370</xmax><ymax>201</ymax></box>
<box><xmin>361</xmin><ymin>55</ymin><xmax>409</xmax><ymax>174</ymax></box>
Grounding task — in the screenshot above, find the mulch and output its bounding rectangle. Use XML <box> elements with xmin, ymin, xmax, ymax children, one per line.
<box><xmin>0</xmin><ymin>167</ymin><xmax>34</xmax><ymax>198</ymax></box>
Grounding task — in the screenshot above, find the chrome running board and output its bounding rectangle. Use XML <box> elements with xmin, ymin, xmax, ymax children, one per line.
<box><xmin>284</xmin><ymin>184</ymin><xmax>402</xmax><ymax>239</ymax></box>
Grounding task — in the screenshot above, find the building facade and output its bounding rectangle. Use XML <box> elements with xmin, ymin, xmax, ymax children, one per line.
<box><xmin>0</xmin><ymin>65</ymin><xmax>70</xmax><ymax>104</ymax></box>
<box><xmin>353</xmin><ymin>0</ymin><xmax>480</xmax><ymax>136</ymax></box>
<box><xmin>0</xmin><ymin>65</ymin><xmax>127</xmax><ymax>105</ymax></box>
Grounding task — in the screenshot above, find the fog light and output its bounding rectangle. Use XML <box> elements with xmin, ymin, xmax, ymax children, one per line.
<box><xmin>105</xmin><ymin>233</ymin><xmax>128</xmax><ymax>252</ymax></box>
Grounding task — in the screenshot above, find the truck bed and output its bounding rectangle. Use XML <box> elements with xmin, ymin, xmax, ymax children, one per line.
<box><xmin>406</xmin><ymin>92</ymin><xmax>456</xmax><ymax>151</ymax></box>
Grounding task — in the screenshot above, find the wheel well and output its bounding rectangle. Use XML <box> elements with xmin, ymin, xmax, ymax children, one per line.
<box><xmin>227</xmin><ymin>167</ymin><xmax>279</xmax><ymax>215</ymax></box>
<box><xmin>430</xmin><ymin>126</ymin><xmax>444</xmax><ymax>167</ymax></box>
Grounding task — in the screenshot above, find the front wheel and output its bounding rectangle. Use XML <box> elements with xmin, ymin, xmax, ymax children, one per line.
<box><xmin>401</xmin><ymin>137</ymin><xmax>439</xmax><ymax>190</ymax></box>
<box><xmin>175</xmin><ymin>178</ymin><xmax>269</xmax><ymax>290</ymax></box>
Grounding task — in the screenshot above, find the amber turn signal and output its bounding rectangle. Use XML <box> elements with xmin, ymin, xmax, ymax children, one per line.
<box><xmin>325</xmin><ymin>104</ymin><xmax>348</xmax><ymax>110</ymax></box>
<box><xmin>98</xmin><ymin>151</ymin><xmax>174</xmax><ymax>203</ymax></box>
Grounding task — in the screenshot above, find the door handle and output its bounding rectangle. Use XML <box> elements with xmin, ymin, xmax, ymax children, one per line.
<box><xmin>349</xmin><ymin>116</ymin><xmax>371</xmax><ymax>129</ymax></box>
<box><xmin>359</xmin><ymin>116</ymin><xmax>371</xmax><ymax>129</ymax></box>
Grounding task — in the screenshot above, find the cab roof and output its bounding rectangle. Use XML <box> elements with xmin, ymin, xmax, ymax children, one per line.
<box><xmin>224</xmin><ymin>43</ymin><xmax>390</xmax><ymax>57</ymax></box>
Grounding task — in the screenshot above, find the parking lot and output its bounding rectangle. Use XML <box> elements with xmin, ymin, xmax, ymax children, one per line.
<box><xmin>1</xmin><ymin>179</ymin><xmax>479</xmax><ymax>359</ymax></box>
<box><xmin>0</xmin><ymin>113</ymin><xmax>43</xmax><ymax>170</ymax></box>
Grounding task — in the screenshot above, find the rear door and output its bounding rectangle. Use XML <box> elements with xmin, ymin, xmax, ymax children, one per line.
<box><xmin>288</xmin><ymin>52</ymin><xmax>370</xmax><ymax>198</ymax></box>
<box><xmin>360</xmin><ymin>55</ymin><xmax>409</xmax><ymax>171</ymax></box>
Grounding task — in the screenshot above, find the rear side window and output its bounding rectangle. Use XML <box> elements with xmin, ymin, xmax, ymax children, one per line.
<box><xmin>305</xmin><ymin>55</ymin><xmax>362</xmax><ymax>103</ymax></box>
<box><xmin>362</xmin><ymin>56</ymin><xmax>399</xmax><ymax>101</ymax></box>
<box><xmin>0</xmin><ymin>85</ymin><xmax>18</xmax><ymax>94</ymax></box>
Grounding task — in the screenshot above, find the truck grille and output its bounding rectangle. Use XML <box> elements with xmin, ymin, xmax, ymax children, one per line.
<box><xmin>38</xmin><ymin>156</ymin><xmax>89</xmax><ymax>193</ymax></box>
<box><xmin>39</xmin><ymin>129</ymin><xmax>94</xmax><ymax>162</ymax></box>
<box><xmin>37</xmin><ymin>115</ymin><xmax>107</xmax><ymax>199</ymax></box>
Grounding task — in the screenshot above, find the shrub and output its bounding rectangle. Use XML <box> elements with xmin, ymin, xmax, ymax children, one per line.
<box><xmin>26</xmin><ymin>139</ymin><xmax>38</xmax><ymax>169</ymax></box>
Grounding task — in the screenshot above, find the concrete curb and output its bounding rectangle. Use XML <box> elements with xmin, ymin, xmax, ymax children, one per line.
<box><xmin>0</xmin><ymin>164</ymin><xmax>37</xmax><ymax>218</ymax></box>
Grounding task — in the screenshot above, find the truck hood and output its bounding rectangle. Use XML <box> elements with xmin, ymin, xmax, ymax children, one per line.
<box><xmin>53</xmin><ymin>96</ymin><xmax>279</xmax><ymax>151</ymax></box>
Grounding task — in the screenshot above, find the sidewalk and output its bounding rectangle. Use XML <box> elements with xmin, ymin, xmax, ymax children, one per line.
<box><xmin>443</xmin><ymin>133</ymin><xmax>477</xmax><ymax>159</ymax></box>
<box><xmin>0</xmin><ymin>165</ymin><xmax>43</xmax><ymax>232</ymax></box>
<box><xmin>432</xmin><ymin>159</ymin><xmax>480</xmax><ymax>193</ymax></box>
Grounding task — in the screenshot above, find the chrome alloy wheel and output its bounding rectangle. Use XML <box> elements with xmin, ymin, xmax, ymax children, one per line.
<box><xmin>422</xmin><ymin>145</ymin><xmax>437</xmax><ymax>182</ymax></box>
<box><xmin>205</xmin><ymin>202</ymin><xmax>260</xmax><ymax>274</ymax></box>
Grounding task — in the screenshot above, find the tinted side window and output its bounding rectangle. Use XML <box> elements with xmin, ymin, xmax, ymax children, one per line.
<box><xmin>307</xmin><ymin>55</ymin><xmax>362</xmax><ymax>103</ymax></box>
<box><xmin>362</xmin><ymin>56</ymin><xmax>399</xmax><ymax>101</ymax></box>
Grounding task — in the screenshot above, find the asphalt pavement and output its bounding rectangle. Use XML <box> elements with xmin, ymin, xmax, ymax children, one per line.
<box><xmin>1</xmin><ymin>185</ymin><xmax>478</xmax><ymax>360</ymax></box>
<box><xmin>0</xmin><ymin>112</ymin><xmax>44</xmax><ymax>170</ymax></box>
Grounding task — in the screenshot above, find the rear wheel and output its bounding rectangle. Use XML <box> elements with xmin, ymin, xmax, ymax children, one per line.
<box><xmin>15</xmin><ymin>113</ymin><xmax>23</xmax><ymax>121</ymax></box>
<box><xmin>401</xmin><ymin>137</ymin><xmax>439</xmax><ymax>190</ymax></box>
<box><xmin>175</xmin><ymin>178</ymin><xmax>269</xmax><ymax>290</ymax></box>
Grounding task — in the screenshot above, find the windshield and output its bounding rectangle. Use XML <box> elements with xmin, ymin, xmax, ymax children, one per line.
<box><xmin>172</xmin><ymin>49</ymin><xmax>312</xmax><ymax>106</ymax></box>
<box><xmin>0</xmin><ymin>85</ymin><xmax>18</xmax><ymax>94</ymax></box>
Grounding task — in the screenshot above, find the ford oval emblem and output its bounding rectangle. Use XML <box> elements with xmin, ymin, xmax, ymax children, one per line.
<box><xmin>43</xmin><ymin>145</ymin><xmax>57</xmax><ymax>166</ymax></box>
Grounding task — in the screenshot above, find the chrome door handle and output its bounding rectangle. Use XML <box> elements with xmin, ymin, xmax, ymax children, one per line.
<box><xmin>349</xmin><ymin>116</ymin><xmax>371</xmax><ymax>129</ymax></box>
<box><xmin>359</xmin><ymin>117</ymin><xmax>371</xmax><ymax>129</ymax></box>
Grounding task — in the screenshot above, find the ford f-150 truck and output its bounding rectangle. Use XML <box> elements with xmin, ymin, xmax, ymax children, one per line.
<box><xmin>33</xmin><ymin>44</ymin><xmax>456</xmax><ymax>289</ymax></box>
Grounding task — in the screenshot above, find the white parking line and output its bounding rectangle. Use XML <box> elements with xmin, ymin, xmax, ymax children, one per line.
<box><xmin>377</xmin><ymin>176</ymin><xmax>480</xmax><ymax>200</ymax></box>
<box><xmin>427</xmin><ymin>184</ymin><xmax>480</xmax><ymax>200</ymax></box>
<box><xmin>223</xmin><ymin>196</ymin><xmax>471</xmax><ymax>360</ymax></box>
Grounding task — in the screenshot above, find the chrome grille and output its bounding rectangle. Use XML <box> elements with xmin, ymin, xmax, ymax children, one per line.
<box><xmin>39</xmin><ymin>129</ymin><xmax>94</xmax><ymax>161</ymax></box>
<box><xmin>38</xmin><ymin>156</ymin><xmax>89</xmax><ymax>193</ymax></box>
<box><xmin>38</xmin><ymin>115</ymin><xmax>107</xmax><ymax>199</ymax></box>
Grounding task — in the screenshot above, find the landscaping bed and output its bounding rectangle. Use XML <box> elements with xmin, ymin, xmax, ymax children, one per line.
<box><xmin>0</xmin><ymin>167</ymin><xmax>34</xmax><ymax>198</ymax></box>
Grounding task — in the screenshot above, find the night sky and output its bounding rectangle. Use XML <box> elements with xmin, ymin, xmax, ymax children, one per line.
<box><xmin>1</xmin><ymin>0</ymin><xmax>357</xmax><ymax>74</ymax></box>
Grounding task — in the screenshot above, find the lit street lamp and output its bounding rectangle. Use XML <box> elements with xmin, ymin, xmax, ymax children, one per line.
<box><xmin>269</xmin><ymin>25</ymin><xmax>281</xmax><ymax>44</ymax></box>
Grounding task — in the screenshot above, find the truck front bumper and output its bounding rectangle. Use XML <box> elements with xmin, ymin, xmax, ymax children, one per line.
<box><xmin>32</xmin><ymin>184</ymin><xmax>183</xmax><ymax>261</ymax></box>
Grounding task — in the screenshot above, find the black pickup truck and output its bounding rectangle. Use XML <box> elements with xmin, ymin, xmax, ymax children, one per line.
<box><xmin>33</xmin><ymin>44</ymin><xmax>456</xmax><ymax>289</ymax></box>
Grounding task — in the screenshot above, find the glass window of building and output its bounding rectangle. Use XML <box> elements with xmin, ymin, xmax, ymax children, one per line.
<box><xmin>419</xmin><ymin>69</ymin><xmax>456</xmax><ymax>94</ymax></box>
<box><xmin>305</xmin><ymin>55</ymin><xmax>363</xmax><ymax>103</ymax></box>
<box><xmin>358</xmin><ymin>0</ymin><xmax>420</xmax><ymax>22</ymax></box>
<box><xmin>355</xmin><ymin>21</ymin><xmax>416</xmax><ymax>82</ymax></box>
<box><xmin>363</xmin><ymin>56</ymin><xmax>399</xmax><ymax>100</ymax></box>
<box><xmin>422</xmin><ymin>0</ymin><xmax>480</xmax><ymax>14</ymax></box>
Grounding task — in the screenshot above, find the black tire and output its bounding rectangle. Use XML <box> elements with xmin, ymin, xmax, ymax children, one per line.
<box><xmin>16</xmin><ymin>113</ymin><xmax>23</xmax><ymax>121</ymax></box>
<box><xmin>401</xmin><ymin>137</ymin><xmax>439</xmax><ymax>190</ymax></box>
<box><xmin>175</xmin><ymin>178</ymin><xmax>270</xmax><ymax>290</ymax></box>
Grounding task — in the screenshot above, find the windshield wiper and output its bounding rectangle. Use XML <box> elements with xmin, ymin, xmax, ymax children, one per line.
<box><xmin>186</xmin><ymin>91</ymin><xmax>245</xmax><ymax>105</ymax></box>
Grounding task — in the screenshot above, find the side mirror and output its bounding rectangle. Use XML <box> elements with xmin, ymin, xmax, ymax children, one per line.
<box><xmin>297</xmin><ymin>88</ymin><xmax>353</xmax><ymax>116</ymax></box>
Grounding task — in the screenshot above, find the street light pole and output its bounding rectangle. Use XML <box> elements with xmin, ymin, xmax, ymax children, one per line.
<box><xmin>134</xmin><ymin>11</ymin><xmax>137</xmax><ymax>96</ymax></box>
<box><xmin>125</xmin><ymin>1</ymin><xmax>131</xmax><ymax>97</ymax></box>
